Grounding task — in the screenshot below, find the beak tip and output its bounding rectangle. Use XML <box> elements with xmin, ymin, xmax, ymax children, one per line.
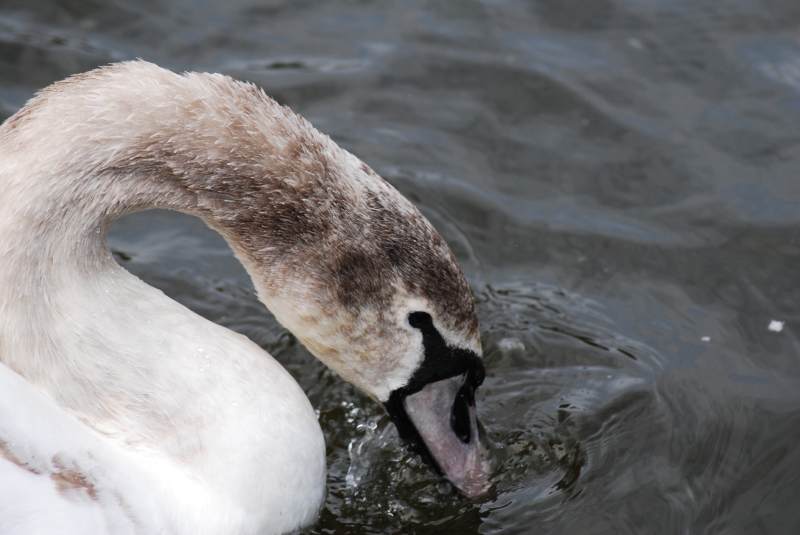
<box><xmin>450</xmin><ymin>465</ymin><xmax>491</xmax><ymax>499</ymax></box>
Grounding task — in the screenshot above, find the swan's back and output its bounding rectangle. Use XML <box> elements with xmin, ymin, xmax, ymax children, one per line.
<box><xmin>0</xmin><ymin>281</ymin><xmax>327</xmax><ymax>535</ymax></box>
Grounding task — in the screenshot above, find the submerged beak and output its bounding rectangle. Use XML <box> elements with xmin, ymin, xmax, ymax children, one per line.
<box><xmin>401</xmin><ymin>374</ymin><xmax>488</xmax><ymax>498</ymax></box>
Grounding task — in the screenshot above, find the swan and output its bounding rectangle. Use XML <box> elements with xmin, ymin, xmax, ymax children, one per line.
<box><xmin>0</xmin><ymin>61</ymin><xmax>487</xmax><ymax>534</ymax></box>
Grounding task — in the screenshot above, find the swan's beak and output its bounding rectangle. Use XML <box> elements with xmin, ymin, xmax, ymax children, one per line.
<box><xmin>387</xmin><ymin>374</ymin><xmax>488</xmax><ymax>498</ymax></box>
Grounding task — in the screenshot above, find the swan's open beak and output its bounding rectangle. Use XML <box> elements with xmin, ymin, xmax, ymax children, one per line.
<box><xmin>385</xmin><ymin>373</ymin><xmax>488</xmax><ymax>498</ymax></box>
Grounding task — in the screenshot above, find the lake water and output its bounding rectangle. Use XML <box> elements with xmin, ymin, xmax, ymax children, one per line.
<box><xmin>2</xmin><ymin>1</ymin><xmax>799</xmax><ymax>533</ymax></box>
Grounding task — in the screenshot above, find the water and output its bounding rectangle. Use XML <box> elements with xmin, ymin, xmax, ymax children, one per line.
<box><xmin>2</xmin><ymin>1</ymin><xmax>800</xmax><ymax>533</ymax></box>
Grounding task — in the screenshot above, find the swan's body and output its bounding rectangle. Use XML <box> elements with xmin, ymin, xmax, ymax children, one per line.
<box><xmin>0</xmin><ymin>62</ymin><xmax>486</xmax><ymax>535</ymax></box>
<box><xmin>0</xmin><ymin>270</ymin><xmax>324</xmax><ymax>534</ymax></box>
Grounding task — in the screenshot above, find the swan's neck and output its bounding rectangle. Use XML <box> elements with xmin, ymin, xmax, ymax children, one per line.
<box><xmin>0</xmin><ymin>64</ymin><xmax>332</xmax><ymax>423</ymax></box>
<box><xmin>0</xmin><ymin>64</ymin><xmax>362</xmax><ymax>386</ymax></box>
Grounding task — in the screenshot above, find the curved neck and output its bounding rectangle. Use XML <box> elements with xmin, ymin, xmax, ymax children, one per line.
<box><xmin>0</xmin><ymin>63</ymin><xmax>330</xmax><ymax>396</ymax></box>
<box><xmin>0</xmin><ymin>63</ymin><xmax>349</xmax><ymax>280</ymax></box>
<box><xmin>0</xmin><ymin>62</ymin><xmax>368</xmax><ymax>381</ymax></box>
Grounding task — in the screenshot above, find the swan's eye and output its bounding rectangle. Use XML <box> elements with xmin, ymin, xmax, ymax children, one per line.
<box><xmin>408</xmin><ymin>311</ymin><xmax>433</xmax><ymax>329</ymax></box>
<box><xmin>450</xmin><ymin>383</ymin><xmax>473</xmax><ymax>444</ymax></box>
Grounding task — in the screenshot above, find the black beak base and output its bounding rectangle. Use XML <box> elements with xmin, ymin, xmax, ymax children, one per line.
<box><xmin>383</xmin><ymin>311</ymin><xmax>486</xmax><ymax>496</ymax></box>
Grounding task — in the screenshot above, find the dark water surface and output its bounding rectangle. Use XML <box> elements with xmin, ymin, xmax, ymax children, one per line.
<box><xmin>3</xmin><ymin>1</ymin><xmax>800</xmax><ymax>533</ymax></box>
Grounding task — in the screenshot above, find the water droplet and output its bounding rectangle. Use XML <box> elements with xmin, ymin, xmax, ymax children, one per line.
<box><xmin>768</xmin><ymin>320</ymin><xmax>785</xmax><ymax>333</ymax></box>
<box><xmin>232</xmin><ymin>402</ymin><xmax>238</xmax><ymax>407</ymax></box>
<box><xmin>197</xmin><ymin>348</ymin><xmax>203</xmax><ymax>352</ymax></box>
<box><xmin>199</xmin><ymin>368</ymin><xmax>204</xmax><ymax>372</ymax></box>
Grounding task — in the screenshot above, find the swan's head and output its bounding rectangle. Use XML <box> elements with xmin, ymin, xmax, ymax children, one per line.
<box><xmin>225</xmin><ymin>135</ymin><xmax>488</xmax><ymax>497</ymax></box>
